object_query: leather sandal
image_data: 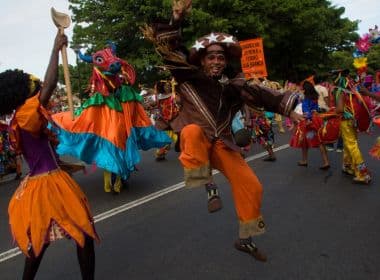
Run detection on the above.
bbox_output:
[234,240,267,262]
[208,195,222,213]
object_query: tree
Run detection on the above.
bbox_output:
[67,0,359,84]
[366,44,380,74]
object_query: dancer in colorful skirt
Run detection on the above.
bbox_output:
[142,0,303,261]
[290,80,330,169]
[52,42,171,193]
[332,69,372,183]
[0,32,99,280]
[244,106,277,161]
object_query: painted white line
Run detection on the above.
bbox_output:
[0,144,289,263]
[0,248,22,263]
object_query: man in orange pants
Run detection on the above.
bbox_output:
[143,0,303,261]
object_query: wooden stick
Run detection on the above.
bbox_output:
[58,27,74,120]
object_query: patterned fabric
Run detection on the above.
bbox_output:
[52,86,171,180]
[246,111,274,148]
[341,119,371,180]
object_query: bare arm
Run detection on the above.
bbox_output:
[39,32,68,107]
[335,94,344,114]
[171,0,192,24]
[359,85,380,102]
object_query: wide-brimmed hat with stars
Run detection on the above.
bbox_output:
[188,32,242,65]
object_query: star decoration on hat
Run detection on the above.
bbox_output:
[222,35,235,44]
[206,33,219,43]
[192,40,205,51]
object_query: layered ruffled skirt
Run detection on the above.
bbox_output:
[51,86,171,179]
[8,169,99,257]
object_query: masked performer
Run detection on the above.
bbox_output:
[333,70,372,183]
[0,32,99,280]
[142,0,303,261]
[151,78,180,161]
[52,42,171,193]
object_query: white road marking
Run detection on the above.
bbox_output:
[0,144,289,263]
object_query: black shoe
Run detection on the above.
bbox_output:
[319,165,330,170]
[234,240,267,262]
[155,155,166,161]
[263,156,276,162]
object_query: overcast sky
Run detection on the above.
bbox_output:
[0,0,378,79]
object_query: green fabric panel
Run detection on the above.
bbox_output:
[74,86,142,115]
[117,85,143,103]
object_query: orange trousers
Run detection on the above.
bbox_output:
[179,124,265,238]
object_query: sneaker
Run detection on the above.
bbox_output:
[234,239,267,262]
[326,146,334,152]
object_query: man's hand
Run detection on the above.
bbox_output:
[53,32,68,53]
[289,110,304,124]
[172,0,192,22]
[358,85,380,102]
[358,85,370,96]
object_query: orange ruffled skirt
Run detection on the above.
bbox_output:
[8,169,99,257]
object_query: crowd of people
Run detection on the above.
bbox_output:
[0,0,379,279]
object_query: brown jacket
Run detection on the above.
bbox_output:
[149,23,298,149]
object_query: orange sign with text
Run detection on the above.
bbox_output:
[240,38,267,79]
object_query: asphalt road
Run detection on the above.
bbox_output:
[0,126,379,280]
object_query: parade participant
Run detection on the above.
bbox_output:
[0,32,99,280]
[332,69,372,184]
[274,113,286,133]
[52,42,171,193]
[244,105,277,161]
[290,80,330,169]
[358,84,380,160]
[0,118,22,180]
[142,0,303,261]
[262,78,286,134]
[314,75,330,112]
[151,78,180,161]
